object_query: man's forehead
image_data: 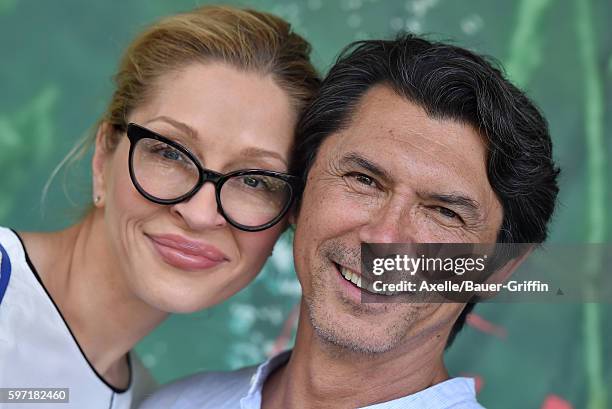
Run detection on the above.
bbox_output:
[324,85,488,174]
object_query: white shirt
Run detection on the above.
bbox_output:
[141,350,485,409]
[0,227,156,408]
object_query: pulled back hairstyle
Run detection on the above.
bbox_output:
[44,5,320,208]
[102,5,320,150]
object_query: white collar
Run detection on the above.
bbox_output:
[240,350,292,408]
[239,350,480,409]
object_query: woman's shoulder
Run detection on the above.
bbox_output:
[0,226,50,263]
[0,227,47,301]
[0,226,29,281]
[0,226,75,291]
[2,227,75,286]
[0,227,17,304]
[0,226,23,252]
[0,226,64,306]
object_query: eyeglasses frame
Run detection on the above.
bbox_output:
[126,123,299,232]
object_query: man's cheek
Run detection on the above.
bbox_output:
[326,190,373,225]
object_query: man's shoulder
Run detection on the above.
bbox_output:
[444,400,486,409]
[361,377,485,409]
[140,365,258,409]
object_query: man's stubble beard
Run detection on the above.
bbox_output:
[303,240,420,356]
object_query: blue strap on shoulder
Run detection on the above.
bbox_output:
[0,243,11,305]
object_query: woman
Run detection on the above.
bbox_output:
[0,5,319,408]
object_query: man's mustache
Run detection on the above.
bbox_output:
[320,240,360,270]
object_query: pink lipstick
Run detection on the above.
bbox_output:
[147,234,229,271]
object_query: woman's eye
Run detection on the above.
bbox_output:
[243,176,260,188]
[149,143,187,162]
[161,148,182,161]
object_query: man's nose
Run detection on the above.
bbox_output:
[358,200,415,244]
[171,183,228,230]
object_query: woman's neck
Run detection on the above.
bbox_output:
[20,210,167,389]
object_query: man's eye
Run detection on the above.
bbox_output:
[436,206,459,219]
[351,173,375,186]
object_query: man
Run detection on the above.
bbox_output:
[142,33,559,409]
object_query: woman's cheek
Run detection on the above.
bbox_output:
[108,149,157,221]
[236,224,286,271]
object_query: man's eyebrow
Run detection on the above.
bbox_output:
[339,152,391,181]
[239,147,287,166]
[427,193,481,214]
[144,116,198,141]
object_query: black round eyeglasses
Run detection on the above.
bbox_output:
[126,123,299,232]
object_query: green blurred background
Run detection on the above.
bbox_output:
[0,0,610,408]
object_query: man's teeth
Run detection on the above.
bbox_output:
[340,266,363,289]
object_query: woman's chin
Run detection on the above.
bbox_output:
[132,282,213,314]
[154,294,213,314]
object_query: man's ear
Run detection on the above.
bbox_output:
[484,245,534,285]
[91,122,114,207]
[468,245,534,301]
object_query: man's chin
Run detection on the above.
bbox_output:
[312,319,401,355]
[306,301,411,356]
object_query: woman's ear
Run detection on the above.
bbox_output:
[91,122,114,207]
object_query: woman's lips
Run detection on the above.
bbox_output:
[147,234,229,271]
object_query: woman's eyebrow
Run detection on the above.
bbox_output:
[142,117,287,166]
[144,116,198,141]
[239,147,288,166]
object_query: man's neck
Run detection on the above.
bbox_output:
[262,302,449,409]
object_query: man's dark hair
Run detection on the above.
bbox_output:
[291,33,560,347]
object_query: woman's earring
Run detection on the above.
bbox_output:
[94,195,101,204]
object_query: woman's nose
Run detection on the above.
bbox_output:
[171,183,228,230]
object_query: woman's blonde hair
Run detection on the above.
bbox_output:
[43,5,320,209]
[103,4,320,149]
